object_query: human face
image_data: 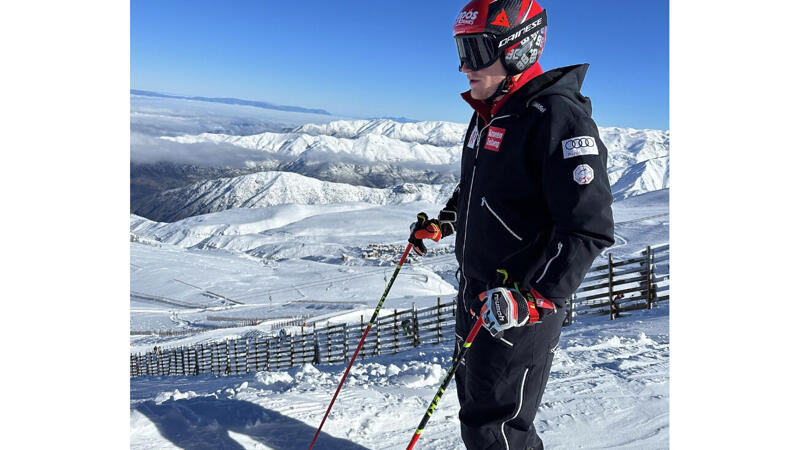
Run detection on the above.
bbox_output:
[461,58,507,101]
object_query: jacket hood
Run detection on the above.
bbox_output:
[515,63,592,116]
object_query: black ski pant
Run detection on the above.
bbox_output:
[454,277,567,450]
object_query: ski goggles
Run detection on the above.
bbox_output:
[455,10,548,72]
[455,33,500,72]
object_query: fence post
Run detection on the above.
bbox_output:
[225,340,232,375]
[265,339,271,371]
[375,315,381,356]
[290,334,295,367]
[412,302,419,347]
[436,297,442,344]
[393,309,399,354]
[608,253,616,320]
[342,323,349,362]
[313,323,321,364]
[301,326,307,364]
[563,294,573,327]
[181,347,187,375]
[244,339,250,373]
[646,245,654,309]
[325,323,332,363]
[360,315,365,360]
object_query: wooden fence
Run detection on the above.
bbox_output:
[130,298,455,377]
[131,244,669,378]
[564,243,669,324]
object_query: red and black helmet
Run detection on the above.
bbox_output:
[454,0,547,75]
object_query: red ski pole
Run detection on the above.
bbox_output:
[406,316,484,450]
[309,242,413,449]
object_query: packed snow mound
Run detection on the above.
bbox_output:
[133,171,458,223]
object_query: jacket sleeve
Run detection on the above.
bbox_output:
[437,184,460,238]
[522,100,615,299]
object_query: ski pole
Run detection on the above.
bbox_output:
[406,316,484,450]
[309,242,414,450]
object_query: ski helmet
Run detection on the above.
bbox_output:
[454,0,547,75]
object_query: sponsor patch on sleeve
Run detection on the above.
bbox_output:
[561,136,599,159]
[467,126,478,149]
[573,164,594,185]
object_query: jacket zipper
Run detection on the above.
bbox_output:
[481,197,523,241]
[460,114,512,312]
[535,241,563,284]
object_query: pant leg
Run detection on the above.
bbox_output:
[457,298,567,450]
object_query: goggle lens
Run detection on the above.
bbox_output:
[455,34,498,71]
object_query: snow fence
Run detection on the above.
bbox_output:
[131,244,669,377]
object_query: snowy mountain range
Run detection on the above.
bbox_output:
[132,118,668,221]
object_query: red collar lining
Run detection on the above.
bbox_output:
[461,62,543,123]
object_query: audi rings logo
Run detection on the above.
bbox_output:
[564,137,595,150]
[561,135,599,159]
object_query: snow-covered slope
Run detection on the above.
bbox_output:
[133,171,457,222]
[130,306,669,450]
[602,127,670,199]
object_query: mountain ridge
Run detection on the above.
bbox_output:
[131,89,331,116]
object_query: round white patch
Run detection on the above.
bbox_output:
[573,164,594,185]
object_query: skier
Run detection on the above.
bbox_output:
[408,1,614,448]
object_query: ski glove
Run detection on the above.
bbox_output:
[526,288,557,323]
[437,207,456,238]
[479,287,530,337]
[473,270,557,337]
[408,212,442,256]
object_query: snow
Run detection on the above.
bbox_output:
[130,307,668,449]
[133,172,458,222]
[130,105,670,448]
[130,188,669,448]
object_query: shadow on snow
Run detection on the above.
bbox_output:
[135,396,368,450]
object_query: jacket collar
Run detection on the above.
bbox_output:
[460,62,543,123]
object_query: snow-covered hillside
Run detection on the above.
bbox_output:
[129,189,667,339]
[133,171,458,222]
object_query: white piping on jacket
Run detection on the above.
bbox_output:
[481,197,523,241]
[535,241,563,284]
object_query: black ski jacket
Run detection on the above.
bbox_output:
[441,64,614,302]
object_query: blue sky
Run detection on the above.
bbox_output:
[132,0,668,130]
